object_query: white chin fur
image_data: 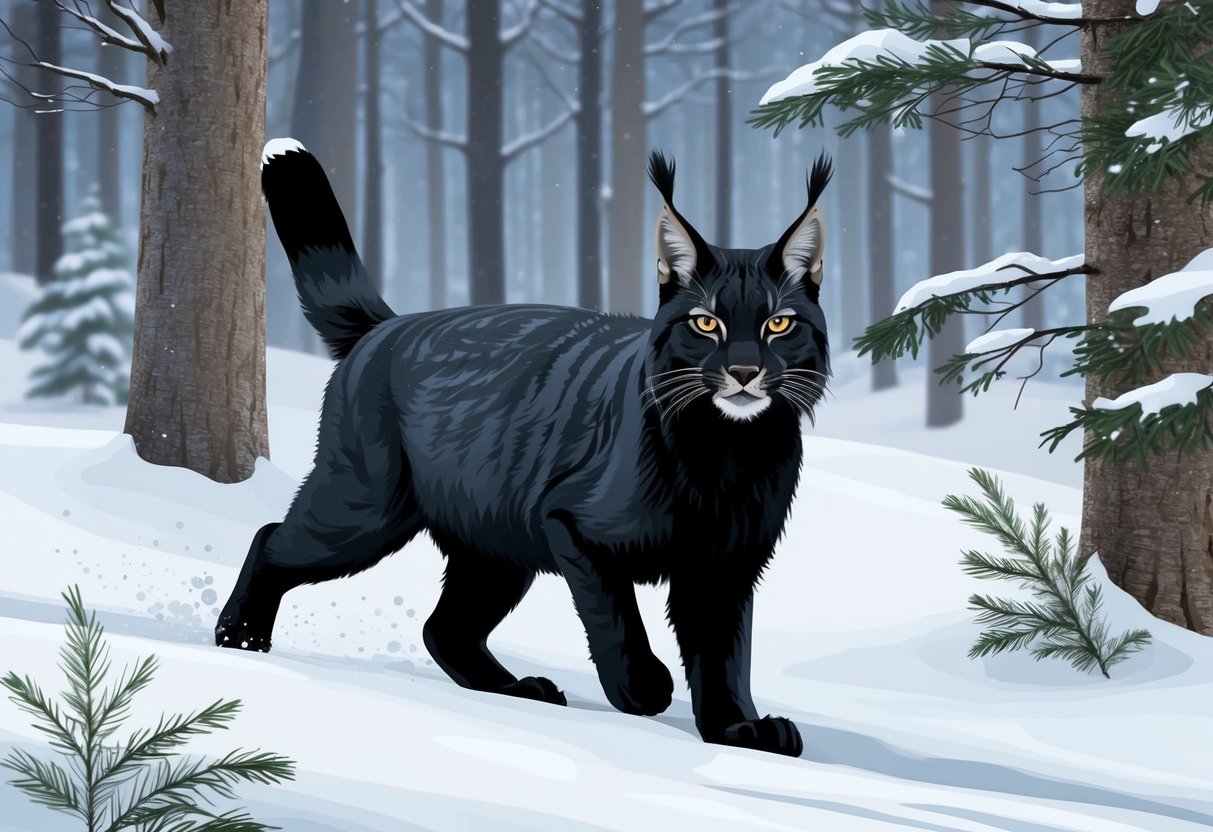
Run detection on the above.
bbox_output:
[713,394,772,422]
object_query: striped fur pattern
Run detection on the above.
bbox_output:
[219,140,834,757]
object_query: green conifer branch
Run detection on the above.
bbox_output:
[944,469,1153,677]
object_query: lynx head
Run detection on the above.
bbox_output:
[645,150,832,425]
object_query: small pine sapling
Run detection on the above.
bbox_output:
[943,469,1152,678]
[1,586,295,832]
[18,185,135,405]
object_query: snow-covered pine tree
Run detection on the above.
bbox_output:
[751,0,1213,634]
[18,186,134,405]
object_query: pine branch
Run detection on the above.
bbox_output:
[1,748,83,817]
[944,469,1153,677]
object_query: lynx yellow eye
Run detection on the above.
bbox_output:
[767,316,792,335]
[692,315,719,334]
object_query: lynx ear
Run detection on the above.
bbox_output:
[769,152,833,290]
[648,150,709,288]
[780,206,826,288]
[655,205,698,285]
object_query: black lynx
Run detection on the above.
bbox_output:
[218,138,833,757]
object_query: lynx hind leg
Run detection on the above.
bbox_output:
[216,451,424,653]
[423,545,566,706]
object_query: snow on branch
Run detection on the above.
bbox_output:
[1108,248,1213,326]
[108,1,171,64]
[896,252,1085,312]
[52,2,143,53]
[1125,104,1213,154]
[962,0,1085,24]
[502,106,577,161]
[501,0,540,50]
[1093,373,1213,416]
[392,0,469,52]
[646,3,737,57]
[32,61,159,111]
[399,117,468,150]
[887,173,932,204]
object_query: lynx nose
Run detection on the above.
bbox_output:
[728,365,760,386]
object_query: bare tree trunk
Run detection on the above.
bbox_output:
[836,128,865,348]
[713,0,731,245]
[424,0,447,309]
[292,0,357,349]
[868,124,897,390]
[575,0,604,310]
[926,0,964,427]
[8,1,36,275]
[34,0,63,285]
[542,84,570,305]
[363,0,383,292]
[1019,25,1046,331]
[124,1,269,484]
[607,0,647,315]
[466,0,506,305]
[1079,1,1213,634]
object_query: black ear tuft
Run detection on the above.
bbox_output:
[648,150,677,204]
[806,152,833,209]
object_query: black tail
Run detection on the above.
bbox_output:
[261,138,394,360]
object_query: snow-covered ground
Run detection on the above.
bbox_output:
[2,337,1211,831]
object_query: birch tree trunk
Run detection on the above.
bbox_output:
[1079,0,1213,634]
[124,1,269,484]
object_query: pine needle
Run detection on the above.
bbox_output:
[945,469,1153,678]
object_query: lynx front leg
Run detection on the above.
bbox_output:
[544,513,674,716]
[668,575,803,757]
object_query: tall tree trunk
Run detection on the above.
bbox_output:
[1020,25,1046,331]
[291,0,357,349]
[424,0,447,309]
[124,1,270,484]
[363,0,383,292]
[868,124,897,390]
[34,0,63,285]
[541,84,569,305]
[836,129,866,350]
[607,0,647,315]
[576,0,604,310]
[1079,1,1213,634]
[9,1,36,275]
[968,137,993,263]
[926,0,964,427]
[466,0,506,305]
[713,0,731,245]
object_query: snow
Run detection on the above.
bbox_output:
[1136,0,1162,14]
[966,327,1036,354]
[1126,104,1213,152]
[1108,248,1213,325]
[35,62,159,107]
[2,339,1213,830]
[1092,373,1213,416]
[761,30,1081,106]
[895,251,1084,312]
[1011,0,1083,18]
[262,137,306,165]
[109,2,173,60]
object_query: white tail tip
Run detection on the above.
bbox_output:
[262,137,306,166]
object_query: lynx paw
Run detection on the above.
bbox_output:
[214,614,273,653]
[499,676,567,706]
[603,653,674,716]
[708,716,803,757]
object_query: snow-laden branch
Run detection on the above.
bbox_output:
[393,0,469,52]
[896,252,1085,312]
[760,29,1092,107]
[108,1,171,64]
[501,0,540,50]
[502,106,577,161]
[52,2,143,53]
[1092,373,1213,415]
[1125,104,1213,154]
[644,66,769,119]
[34,61,159,111]
[1108,248,1213,325]
[962,0,1086,25]
[966,327,1037,354]
[887,174,932,204]
[645,3,737,57]
[399,116,469,150]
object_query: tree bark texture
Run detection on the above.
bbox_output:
[466,0,506,305]
[1080,0,1213,634]
[124,1,269,484]
[34,0,63,286]
[424,0,448,309]
[8,1,36,275]
[575,0,604,310]
[363,0,384,292]
[607,0,647,315]
[867,124,897,391]
[926,1,965,428]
